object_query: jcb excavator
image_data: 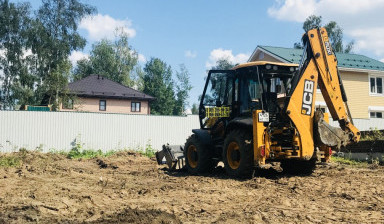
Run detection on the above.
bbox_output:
[156,27,360,177]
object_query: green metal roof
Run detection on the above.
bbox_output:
[259,46,384,71]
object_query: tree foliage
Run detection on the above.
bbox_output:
[294,15,354,53]
[0,0,96,110]
[72,30,138,87]
[29,0,96,108]
[212,58,235,70]
[191,103,198,114]
[173,64,192,115]
[143,58,175,115]
[0,0,32,109]
[141,59,192,116]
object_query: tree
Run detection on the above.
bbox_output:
[212,58,234,70]
[173,64,192,115]
[191,103,199,115]
[294,15,354,53]
[28,0,96,107]
[72,58,92,82]
[72,30,138,87]
[143,58,175,115]
[43,60,72,110]
[0,0,32,109]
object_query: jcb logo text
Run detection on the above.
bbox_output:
[301,80,314,115]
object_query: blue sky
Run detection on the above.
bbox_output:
[17,0,384,109]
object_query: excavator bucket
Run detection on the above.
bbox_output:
[314,110,350,149]
[155,144,185,170]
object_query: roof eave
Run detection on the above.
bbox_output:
[73,93,155,101]
[248,46,291,63]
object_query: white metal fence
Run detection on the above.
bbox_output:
[329,118,384,132]
[0,111,200,153]
[1,111,383,153]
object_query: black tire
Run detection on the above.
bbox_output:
[222,129,254,178]
[281,159,316,175]
[184,134,215,175]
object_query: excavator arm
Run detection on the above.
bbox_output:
[286,27,360,154]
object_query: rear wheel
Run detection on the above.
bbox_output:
[223,129,254,178]
[184,134,215,174]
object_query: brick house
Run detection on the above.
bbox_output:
[249,46,384,119]
[60,75,154,114]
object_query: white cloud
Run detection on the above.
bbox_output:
[69,51,89,66]
[268,0,384,23]
[80,14,136,41]
[268,0,316,22]
[206,48,250,68]
[185,50,197,58]
[268,0,384,58]
[348,28,384,56]
[381,58,384,63]
[138,53,146,63]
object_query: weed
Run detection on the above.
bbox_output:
[138,141,156,158]
[331,156,369,168]
[0,155,21,167]
[67,149,117,159]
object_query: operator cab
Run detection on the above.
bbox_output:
[199,61,298,134]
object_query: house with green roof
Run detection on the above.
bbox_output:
[249,46,384,119]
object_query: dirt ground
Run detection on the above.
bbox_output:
[0,151,383,223]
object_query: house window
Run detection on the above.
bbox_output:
[62,99,73,109]
[370,76,383,94]
[99,100,106,111]
[131,102,141,112]
[370,111,383,118]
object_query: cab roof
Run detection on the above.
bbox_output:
[232,61,298,70]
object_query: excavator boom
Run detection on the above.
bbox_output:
[286,27,360,151]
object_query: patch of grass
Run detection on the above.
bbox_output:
[66,148,117,159]
[0,155,21,167]
[331,156,369,167]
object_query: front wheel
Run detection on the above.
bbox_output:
[223,129,254,178]
[184,134,215,175]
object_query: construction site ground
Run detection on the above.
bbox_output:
[0,151,383,223]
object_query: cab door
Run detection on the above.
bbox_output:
[199,70,235,130]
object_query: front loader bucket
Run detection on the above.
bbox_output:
[314,110,350,149]
[155,144,185,170]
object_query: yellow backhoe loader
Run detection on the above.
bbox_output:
[156,27,360,177]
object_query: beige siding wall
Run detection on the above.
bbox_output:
[251,51,281,62]
[315,70,384,119]
[61,97,150,115]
